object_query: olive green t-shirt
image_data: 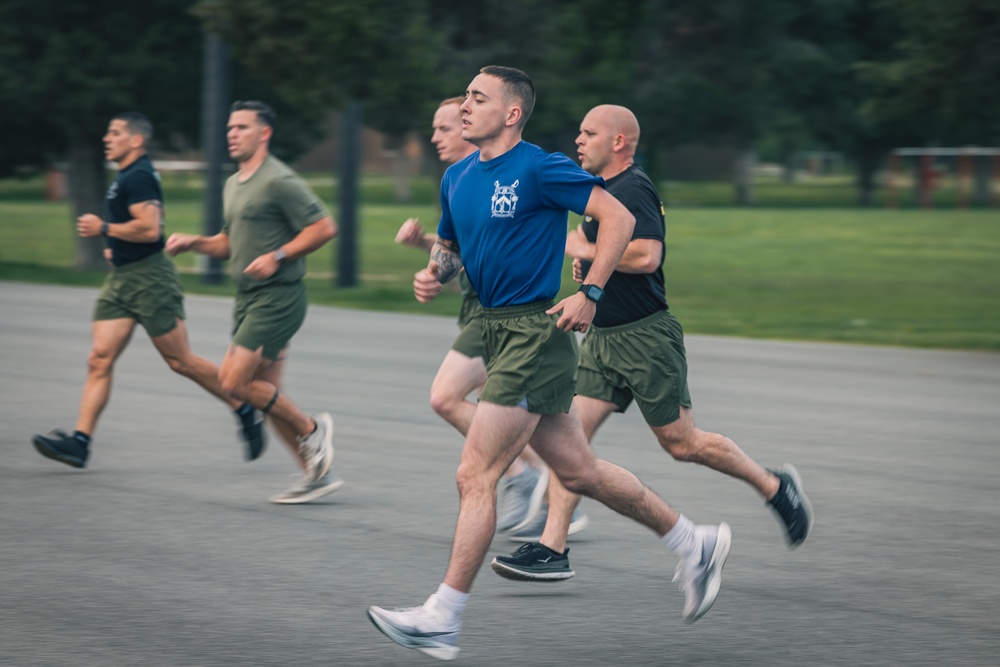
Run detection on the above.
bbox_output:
[223,155,329,292]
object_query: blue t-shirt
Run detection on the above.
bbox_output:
[437,141,602,308]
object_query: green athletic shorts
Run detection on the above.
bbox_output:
[480,300,578,414]
[452,292,485,359]
[92,252,185,338]
[576,309,692,427]
[231,282,308,360]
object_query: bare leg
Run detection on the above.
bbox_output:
[255,352,307,470]
[75,318,137,435]
[150,318,240,410]
[443,402,540,593]
[653,407,779,500]
[539,395,615,552]
[430,350,544,478]
[218,344,313,438]
[531,405,678,538]
[429,350,484,435]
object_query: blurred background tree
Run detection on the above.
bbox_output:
[0,0,204,269]
[2,0,996,275]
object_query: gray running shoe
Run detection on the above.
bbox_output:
[496,465,549,533]
[506,503,590,543]
[297,412,334,482]
[767,464,813,548]
[673,522,732,623]
[368,597,461,661]
[491,542,574,581]
[269,471,345,504]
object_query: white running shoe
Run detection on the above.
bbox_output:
[269,471,345,505]
[496,465,549,533]
[368,597,461,661]
[673,522,732,623]
[297,412,334,482]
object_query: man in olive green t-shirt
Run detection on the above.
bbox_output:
[167,100,343,504]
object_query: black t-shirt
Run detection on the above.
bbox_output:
[104,154,165,266]
[580,165,667,327]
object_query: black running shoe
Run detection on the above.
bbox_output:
[767,464,813,547]
[491,542,574,581]
[32,430,89,469]
[236,406,266,461]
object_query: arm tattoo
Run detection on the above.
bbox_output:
[142,200,164,226]
[432,238,463,284]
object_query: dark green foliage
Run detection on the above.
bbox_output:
[859,0,1000,144]
[0,0,204,173]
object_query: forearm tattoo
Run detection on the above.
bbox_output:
[433,239,463,284]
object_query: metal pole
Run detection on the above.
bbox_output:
[886,152,898,209]
[918,153,933,209]
[957,152,970,209]
[201,30,229,284]
[337,101,362,288]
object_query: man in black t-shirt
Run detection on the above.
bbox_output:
[492,105,814,583]
[32,112,264,469]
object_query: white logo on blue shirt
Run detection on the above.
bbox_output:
[106,182,118,199]
[491,179,519,218]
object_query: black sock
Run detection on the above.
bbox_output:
[73,431,91,447]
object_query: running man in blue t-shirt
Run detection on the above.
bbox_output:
[393,96,557,537]
[368,66,732,661]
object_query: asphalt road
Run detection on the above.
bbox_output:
[1,282,998,667]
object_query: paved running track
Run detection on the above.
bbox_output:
[1,282,997,666]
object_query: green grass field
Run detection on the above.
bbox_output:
[1,174,997,350]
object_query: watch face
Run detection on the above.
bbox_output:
[582,284,603,302]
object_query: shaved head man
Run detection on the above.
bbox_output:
[576,104,640,177]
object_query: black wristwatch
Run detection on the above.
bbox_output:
[579,284,604,303]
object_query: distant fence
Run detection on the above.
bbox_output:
[45,160,216,201]
[886,147,999,209]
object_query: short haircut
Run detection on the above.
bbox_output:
[439,96,465,108]
[112,111,153,145]
[479,65,535,127]
[230,100,277,129]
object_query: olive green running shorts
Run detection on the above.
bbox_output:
[576,309,692,427]
[451,292,486,359]
[231,282,308,360]
[480,300,578,414]
[92,252,185,338]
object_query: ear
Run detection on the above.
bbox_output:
[130,134,145,150]
[611,133,626,153]
[505,106,522,128]
[261,124,274,142]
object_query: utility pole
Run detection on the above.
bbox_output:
[200,27,230,284]
[337,101,362,288]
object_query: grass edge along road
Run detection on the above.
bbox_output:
[0,197,997,351]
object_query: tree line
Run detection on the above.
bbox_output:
[1,0,997,266]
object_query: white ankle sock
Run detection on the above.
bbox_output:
[661,514,699,560]
[428,583,468,626]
